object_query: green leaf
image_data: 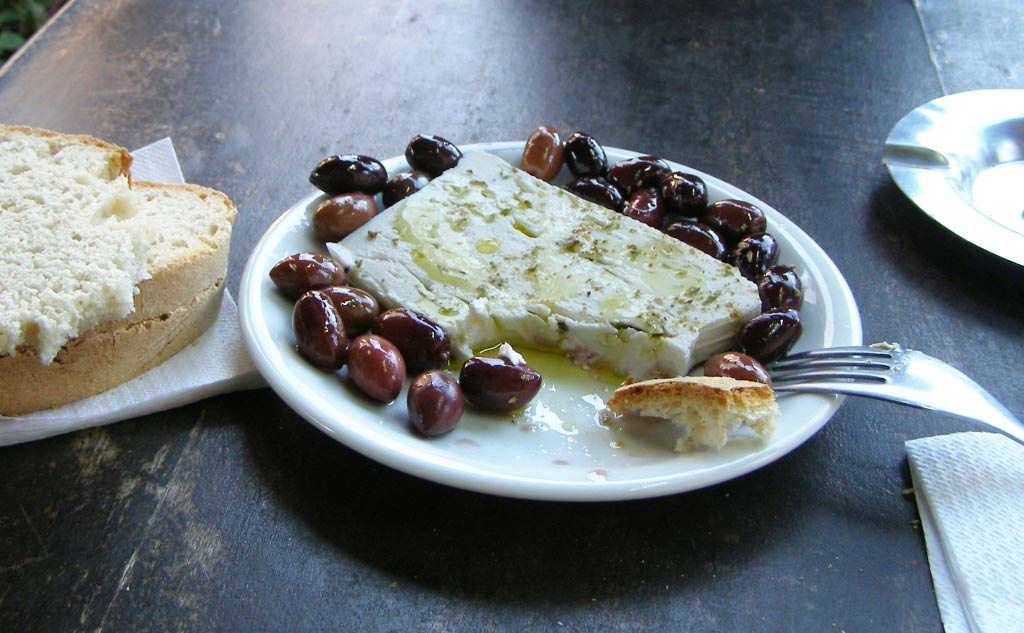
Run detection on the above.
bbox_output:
[26,2,48,31]
[0,30,25,53]
[0,10,24,26]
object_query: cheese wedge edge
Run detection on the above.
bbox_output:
[328,151,760,380]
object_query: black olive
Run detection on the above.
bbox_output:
[759,265,803,312]
[736,309,803,364]
[405,134,462,176]
[309,154,387,195]
[732,232,779,281]
[565,177,624,211]
[661,172,709,217]
[564,131,608,178]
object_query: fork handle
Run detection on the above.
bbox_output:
[774,384,1024,445]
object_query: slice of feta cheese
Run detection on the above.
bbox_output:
[328,151,759,379]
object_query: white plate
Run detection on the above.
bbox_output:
[239,142,861,501]
[884,89,1024,267]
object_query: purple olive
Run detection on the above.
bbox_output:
[292,290,347,371]
[704,351,771,386]
[347,334,406,402]
[269,253,346,299]
[407,370,464,437]
[606,155,671,196]
[665,221,727,260]
[312,193,378,241]
[459,352,542,413]
[319,286,379,335]
[702,199,767,244]
[372,308,451,371]
[382,170,431,208]
[623,188,665,228]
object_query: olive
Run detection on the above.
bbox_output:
[701,199,767,244]
[309,154,387,196]
[664,221,727,260]
[623,188,665,228]
[732,232,779,281]
[405,134,462,176]
[312,193,378,242]
[319,286,379,334]
[459,354,542,413]
[269,253,346,300]
[759,265,803,312]
[704,351,772,386]
[565,177,624,211]
[292,290,347,371]
[661,172,708,217]
[407,370,464,437]
[382,170,431,208]
[519,125,564,182]
[564,131,608,178]
[347,334,406,402]
[736,309,803,364]
[372,308,451,371]
[605,155,670,196]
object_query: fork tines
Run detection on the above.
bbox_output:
[768,345,897,385]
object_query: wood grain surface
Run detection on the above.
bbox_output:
[1,1,1022,631]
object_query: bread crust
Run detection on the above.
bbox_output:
[607,376,775,411]
[0,281,223,416]
[109,181,237,325]
[0,124,133,182]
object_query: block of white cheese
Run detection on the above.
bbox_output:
[328,151,760,379]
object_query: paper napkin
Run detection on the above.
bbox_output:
[906,432,1024,633]
[0,138,264,446]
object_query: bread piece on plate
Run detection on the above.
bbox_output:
[606,375,779,451]
[0,125,145,363]
[0,133,237,415]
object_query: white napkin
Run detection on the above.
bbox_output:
[0,138,264,446]
[906,432,1024,633]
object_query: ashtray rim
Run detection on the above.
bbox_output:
[883,89,1024,267]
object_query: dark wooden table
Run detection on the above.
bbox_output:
[2,1,1022,630]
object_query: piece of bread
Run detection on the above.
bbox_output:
[605,376,779,451]
[0,126,237,415]
[0,125,146,363]
[0,280,224,415]
[109,181,235,325]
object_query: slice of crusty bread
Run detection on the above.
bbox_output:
[0,126,238,415]
[0,125,146,363]
[606,375,779,451]
[0,179,237,414]
[0,280,224,415]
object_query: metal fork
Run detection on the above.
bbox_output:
[768,344,1024,444]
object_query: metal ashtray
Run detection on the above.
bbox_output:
[883,89,1024,266]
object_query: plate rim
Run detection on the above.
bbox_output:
[239,142,863,501]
